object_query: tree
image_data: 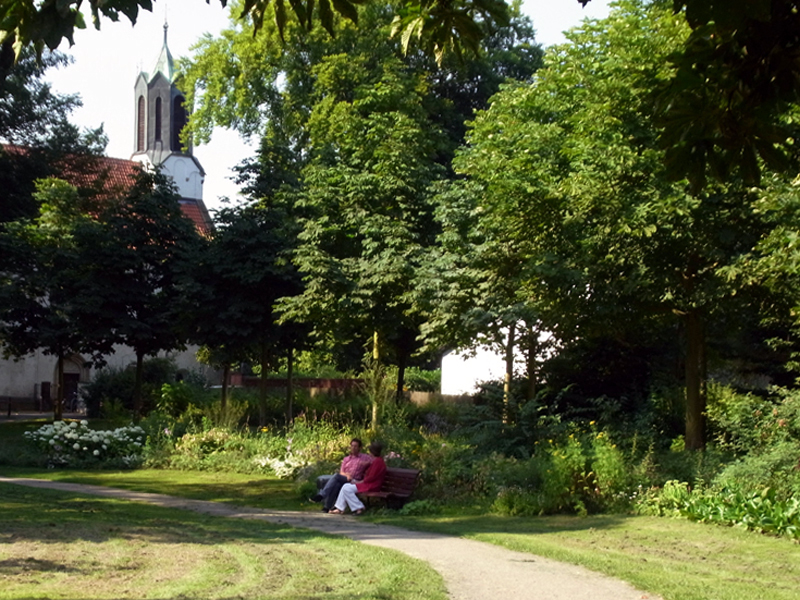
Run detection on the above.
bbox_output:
[181,1,541,407]
[279,54,446,418]
[0,48,107,223]
[418,179,545,416]
[182,200,306,425]
[457,0,791,449]
[90,170,201,417]
[658,0,800,189]
[0,178,111,419]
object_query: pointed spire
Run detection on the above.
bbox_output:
[149,20,175,83]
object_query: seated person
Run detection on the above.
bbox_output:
[310,437,373,512]
[330,440,386,516]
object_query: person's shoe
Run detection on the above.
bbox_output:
[321,507,329,513]
[309,494,323,503]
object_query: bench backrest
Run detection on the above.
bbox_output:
[381,467,420,495]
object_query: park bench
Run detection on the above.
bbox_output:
[358,467,421,509]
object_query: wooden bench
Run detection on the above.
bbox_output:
[358,467,421,509]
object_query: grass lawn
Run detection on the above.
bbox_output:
[3,466,799,600]
[371,510,800,600]
[3,416,799,600]
[0,480,446,600]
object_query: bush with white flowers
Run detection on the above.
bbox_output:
[23,420,146,467]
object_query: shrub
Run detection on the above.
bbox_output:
[487,425,650,515]
[82,358,179,418]
[637,481,800,541]
[23,420,146,468]
[149,414,362,477]
[395,367,441,392]
[398,499,440,515]
[713,440,800,500]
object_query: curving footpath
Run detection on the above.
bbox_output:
[0,477,659,600]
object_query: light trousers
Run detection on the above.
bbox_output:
[334,482,365,513]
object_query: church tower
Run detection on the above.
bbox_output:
[131,23,208,214]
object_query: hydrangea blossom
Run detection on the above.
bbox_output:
[24,420,146,467]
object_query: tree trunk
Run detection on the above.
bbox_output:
[395,351,407,404]
[684,309,706,451]
[285,345,294,426]
[259,340,268,428]
[54,352,64,421]
[503,322,517,424]
[221,363,230,409]
[133,350,144,422]
[372,330,380,431]
[524,326,539,402]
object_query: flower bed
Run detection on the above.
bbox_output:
[24,420,146,467]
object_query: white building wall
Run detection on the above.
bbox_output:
[0,349,52,399]
[0,344,215,400]
[163,155,203,200]
[440,329,555,396]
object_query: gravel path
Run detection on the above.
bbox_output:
[1,477,659,600]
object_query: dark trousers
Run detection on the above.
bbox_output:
[320,474,348,510]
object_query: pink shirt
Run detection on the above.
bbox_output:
[341,452,373,481]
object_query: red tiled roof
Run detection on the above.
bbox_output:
[1,144,212,234]
[179,200,212,235]
[63,155,140,197]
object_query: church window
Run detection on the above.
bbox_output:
[173,96,187,152]
[136,96,145,151]
[155,97,162,141]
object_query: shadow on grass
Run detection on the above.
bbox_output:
[0,467,304,511]
[0,482,322,547]
[4,596,398,600]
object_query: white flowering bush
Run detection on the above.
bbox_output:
[252,453,311,478]
[23,420,146,468]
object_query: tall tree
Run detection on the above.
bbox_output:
[182,200,306,425]
[279,53,446,409]
[0,178,111,419]
[181,1,541,402]
[90,170,201,418]
[0,48,106,223]
[457,0,790,449]
[418,179,544,415]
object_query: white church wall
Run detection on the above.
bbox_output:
[0,344,216,401]
[163,155,203,200]
[0,349,52,399]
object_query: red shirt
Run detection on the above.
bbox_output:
[356,457,386,493]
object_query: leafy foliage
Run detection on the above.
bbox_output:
[660,0,800,189]
[0,0,507,67]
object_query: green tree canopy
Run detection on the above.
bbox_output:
[0,178,111,418]
[0,48,106,222]
[457,0,796,448]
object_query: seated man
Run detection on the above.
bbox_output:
[310,437,373,512]
[330,440,386,516]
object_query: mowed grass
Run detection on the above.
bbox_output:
[370,510,800,600]
[5,467,800,600]
[1,465,304,511]
[0,481,447,600]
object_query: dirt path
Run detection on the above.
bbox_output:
[1,477,659,600]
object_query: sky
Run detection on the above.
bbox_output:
[44,0,611,213]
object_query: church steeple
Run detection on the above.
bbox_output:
[131,23,206,204]
[150,22,176,84]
